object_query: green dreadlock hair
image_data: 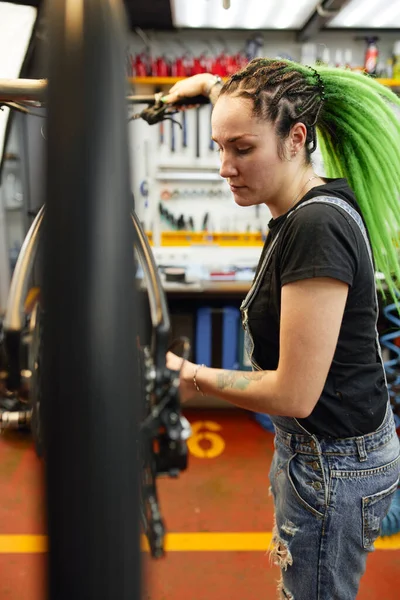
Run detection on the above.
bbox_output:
[220,58,400,301]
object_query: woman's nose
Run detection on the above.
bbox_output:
[219,155,238,179]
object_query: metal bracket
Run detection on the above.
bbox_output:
[316,2,340,17]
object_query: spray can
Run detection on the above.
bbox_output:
[364,37,379,75]
[393,41,400,80]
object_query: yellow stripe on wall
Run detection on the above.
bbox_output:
[0,531,399,554]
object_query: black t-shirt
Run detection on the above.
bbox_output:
[248,178,387,438]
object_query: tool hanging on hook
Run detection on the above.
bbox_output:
[171,119,175,152]
[195,106,201,159]
[182,111,187,148]
[159,121,164,145]
[209,104,214,151]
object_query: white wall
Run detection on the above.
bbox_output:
[0,3,37,162]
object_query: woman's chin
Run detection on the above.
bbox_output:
[232,191,253,207]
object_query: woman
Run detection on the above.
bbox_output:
[164,59,400,600]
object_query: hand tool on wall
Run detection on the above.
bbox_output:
[171,119,175,152]
[177,215,186,230]
[202,212,209,231]
[140,180,149,207]
[182,110,187,148]
[159,121,164,145]
[195,106,201,158]
[140,139,152,229]
[209,104,214,151]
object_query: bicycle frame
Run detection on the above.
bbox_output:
[0,0,193,580]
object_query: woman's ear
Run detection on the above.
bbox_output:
[290,122,308,153]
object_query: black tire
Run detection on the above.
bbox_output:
[42,1,141,598]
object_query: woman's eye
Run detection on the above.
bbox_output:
[236,148,252,155]
[215,147,252,155]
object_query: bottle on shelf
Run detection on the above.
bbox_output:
[364,37,379,76]
[393,41,400,80]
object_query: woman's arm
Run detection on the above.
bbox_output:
[167,277,349,418]
[161,73,223,106]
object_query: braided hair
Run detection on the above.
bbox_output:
[220,58,400,300]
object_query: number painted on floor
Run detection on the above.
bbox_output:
[188,421,226,459]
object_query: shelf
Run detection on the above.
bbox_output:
[142,231,264,248]
[130,77,183,86]
[157,164,219,171]
[160,231,265,247]
[130,76,400,89]
[376,78,400,87]
[156,171,222,182]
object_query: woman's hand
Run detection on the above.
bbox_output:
[166,351,198,402]
[161,73,215,104]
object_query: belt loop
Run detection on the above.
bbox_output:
[356,437,368,462]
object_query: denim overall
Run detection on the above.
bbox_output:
[241,197,400,600]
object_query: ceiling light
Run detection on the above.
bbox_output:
[328,0,400,28]
[171,0,319,29]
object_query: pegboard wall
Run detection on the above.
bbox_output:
[127,28,399,247]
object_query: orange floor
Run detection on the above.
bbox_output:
[0,409,399,599]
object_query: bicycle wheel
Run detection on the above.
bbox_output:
[42,1,141,598]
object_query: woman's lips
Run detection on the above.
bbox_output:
[229,184,245,191]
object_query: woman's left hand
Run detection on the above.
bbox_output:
[166,351,197,403]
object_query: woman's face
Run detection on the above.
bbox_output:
[212,94,290,208]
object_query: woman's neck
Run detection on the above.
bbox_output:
[268,169,325,218]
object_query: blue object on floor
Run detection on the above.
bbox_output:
[253,412,275,433]
[222,306,240,369]
[195,307,212,366]
[380,488,400,537]
[195,306,240,369]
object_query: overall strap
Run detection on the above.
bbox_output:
[291,195,374,268]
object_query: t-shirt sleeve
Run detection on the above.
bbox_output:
[278,203,360,287]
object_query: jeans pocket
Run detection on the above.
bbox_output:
[270,443,289,478]
[287,453,325,518]
[269,441,294,497]
[362,478,399,549]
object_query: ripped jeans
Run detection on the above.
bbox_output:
[268,403,400,600]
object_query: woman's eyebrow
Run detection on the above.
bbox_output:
[211,134,259,143]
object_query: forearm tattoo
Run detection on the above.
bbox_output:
[216,371,266,391]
